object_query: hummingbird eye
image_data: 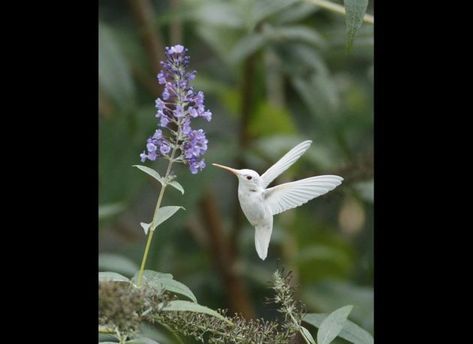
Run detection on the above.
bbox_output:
[246,176,252,180]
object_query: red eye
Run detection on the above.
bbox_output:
[246,176,252,180]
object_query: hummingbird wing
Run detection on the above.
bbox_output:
[260,140,312,188]
[264,175,343,215]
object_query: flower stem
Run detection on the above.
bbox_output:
[288,308,314,344]
[137,147,177,287]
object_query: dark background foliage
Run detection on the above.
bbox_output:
[99,0,373,342]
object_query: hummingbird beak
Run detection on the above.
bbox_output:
[212,163,239,176]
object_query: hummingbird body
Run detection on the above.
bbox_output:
[213,141,343,260]
[237,170,267,226]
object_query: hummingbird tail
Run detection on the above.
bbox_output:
[254,222,273,260]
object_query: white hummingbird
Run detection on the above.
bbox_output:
[212,140,343,260]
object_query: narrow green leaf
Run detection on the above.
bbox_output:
[133,165,164,184]
[99,254,138,277]
[161,300,232,324]
[168,181,185,195]
[132,270,197,302]
[132,270,173,288]
[269,26,325,47]
[99,23,135,108]
[150,206,184,231]
[300,326,316,344]
[193,2,243,28]
[250,0,299,28]
[132,270,172,291]
[99,203,125,220]
[140,222,150,235]
[272,2,319,24]
[127,338,160,344]
[229,33,267,63]
[304,312,373,344]
[99,272,130,283]
[317,305,354,344]
[344,0,369,49]
[159,278,198,303]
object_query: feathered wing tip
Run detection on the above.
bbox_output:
[254,222,273,260]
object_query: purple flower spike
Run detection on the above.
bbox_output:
[140,44,212,174]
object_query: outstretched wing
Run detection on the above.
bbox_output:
[260,140,312,188]
[264,175,343,215]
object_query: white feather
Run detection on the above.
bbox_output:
[254,219,273,260]
[264,175,343,215]
[260,140,312,188]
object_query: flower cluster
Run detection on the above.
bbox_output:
[140,45,211,174]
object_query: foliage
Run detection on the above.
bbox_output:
[99,270,372,343]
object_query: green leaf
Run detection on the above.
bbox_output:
[272,2,320,24]
[229,25,325,64]
[229,33,267,64]
[249,0,299,29]
[150,206,184,231]
[99,203,125,220]
[133,165,164,184]
[161,300,232,324]
[193,2,244,28]
[99,23,135,109]
[126,338,160,344]
[132,270,174,289]
[159,278,198,303]
[99,272,130,283]
[132,270,170,292]
[99,254,138,277]
[132,270,197,302]
[300,326,316,344]
[195,25,242,64]
[344,0,369,49]
[317,305,354,344]
[304,313,373,344]
[168,181,185,195]
[140,222,151,235]
[268,26,325,47]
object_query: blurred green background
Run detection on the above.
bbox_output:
[99,0,373,342]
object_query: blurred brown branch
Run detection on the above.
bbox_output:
[128,0,165,76]
[131,65,162,98]
[99,87,113,119]
[200,190,255,319]
[332,153,373,184]
[230,53,258,257]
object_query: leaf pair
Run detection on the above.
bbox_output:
[134,165,185,234]
[133,165,184,194]
[134,271,231,323]
[303,305,374,344]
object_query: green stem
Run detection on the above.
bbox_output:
[137,147,177,287]
[288,310,314,344]
[304,0,374,24]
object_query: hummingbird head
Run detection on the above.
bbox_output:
[212,163,262,188]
